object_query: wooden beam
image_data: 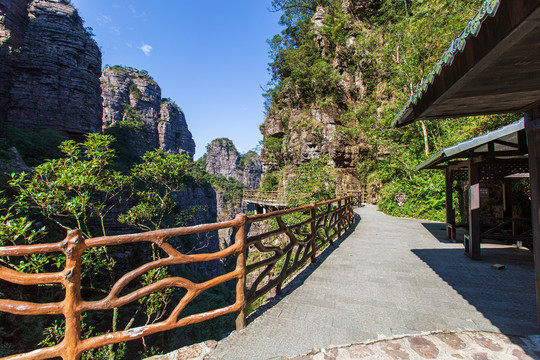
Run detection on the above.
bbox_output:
[525,112,540,329]
[412,2,540,123]
[493,139,519,149]
[518,130,528,152]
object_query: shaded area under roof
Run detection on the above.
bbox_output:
[417,118,527,170]
[392,0,540,127]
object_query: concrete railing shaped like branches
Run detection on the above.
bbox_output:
[245,197,354,306]
[0,196,354,360]
[242,190,288,204]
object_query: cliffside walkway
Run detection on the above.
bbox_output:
[208,205,538,359]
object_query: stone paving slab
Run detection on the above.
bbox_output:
[209,205,538,360]
[287,331,540,360]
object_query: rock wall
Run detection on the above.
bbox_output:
[204,138,262,249]
[159,101,196,156]
[0,0,102,138]
[101,66,195,158]
[260,7,371,194]
[205,138,261,190]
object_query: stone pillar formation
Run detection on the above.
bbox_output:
[0,0,102,139]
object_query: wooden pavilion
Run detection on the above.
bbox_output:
[416,119,530,259]
[392,0,540,325]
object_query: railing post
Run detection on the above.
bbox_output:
[337,199,343,237]
[235,214,248,331]
[349,197,353,224]
[310,201,317,263]
[62,230,85,360]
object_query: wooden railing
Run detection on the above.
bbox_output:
[0,196,354,360]
[243,189,371,206]
[481,216,533,243]
[242,190,288,204]
[337,190,368,206]
[245,197,353,305]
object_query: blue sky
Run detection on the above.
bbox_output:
[71,0,283,159]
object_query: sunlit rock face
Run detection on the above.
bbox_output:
[259,5,371,193]
[159,101,196,157]
[205,138,261,190]
[0,0,102,139]
[101,66,195,158]
[204,138,262,249]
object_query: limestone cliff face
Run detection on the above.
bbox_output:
[159,101,196,156]
[205,138,261,190]
[101,66,195,158]
[0,0,102,138]
[205,138,239,180]
[204,138,261,249]
[260,6,369,193]
[260,108,366,192]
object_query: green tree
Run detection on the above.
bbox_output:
[10,133,130,238]
[118,150,196,353]
[5,134,126,359]
[119,150,193,231]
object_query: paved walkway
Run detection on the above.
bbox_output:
[209,205,538,359]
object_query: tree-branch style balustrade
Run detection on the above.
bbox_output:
[245,197,353,305]
[242,190,288,204]
[0,196,353,360]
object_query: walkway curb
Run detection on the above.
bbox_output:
[287,330,540,359]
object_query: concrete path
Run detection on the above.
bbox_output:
[209,205,538,359]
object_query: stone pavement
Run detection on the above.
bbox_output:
[208,205,538,360]
[288,331,540,360]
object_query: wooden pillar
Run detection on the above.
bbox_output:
[467,159,481,260]
[525,112,540,329]
[445,167,456,241]
[503,179,513,219]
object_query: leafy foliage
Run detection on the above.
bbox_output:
[119,150,193,231]
[285,156,336,207]
[259,173,280,191]
[121,103,145,131]
[129,83,142,100]
[9,134,130,238]
[0,133,224,357]
[107,65,157,84]
[264,0,518,221]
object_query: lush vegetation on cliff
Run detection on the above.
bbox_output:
[262,0,521,220]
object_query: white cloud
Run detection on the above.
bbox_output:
[139,44,153,56]
[97,14,120,34]
[128,4,148,21]
[97,15,112,25]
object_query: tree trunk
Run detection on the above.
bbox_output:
[420,120,429,157]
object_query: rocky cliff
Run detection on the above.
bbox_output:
[260,5,370,193]
[205,138,261,190]
[203,138,262,249]
[101,65,196,158]
[0,0,102,138]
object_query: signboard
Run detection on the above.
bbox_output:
[480,188,489,198]
[395,192,407,207]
